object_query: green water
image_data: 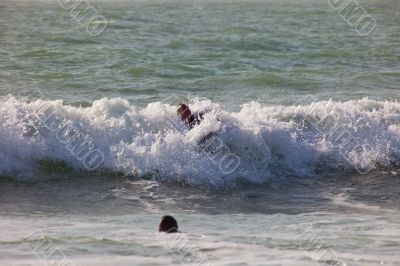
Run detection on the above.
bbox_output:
[0,0,399,107]
[1,1,400,266]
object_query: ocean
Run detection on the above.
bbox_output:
[0,0,400,265]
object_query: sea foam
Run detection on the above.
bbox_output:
[1,95,399,185]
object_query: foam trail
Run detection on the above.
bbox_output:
[0,95,399,185]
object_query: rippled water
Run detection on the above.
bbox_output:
[1,0,399,106]
[1,0,400,265]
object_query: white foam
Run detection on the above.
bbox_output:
[1,95,400,184]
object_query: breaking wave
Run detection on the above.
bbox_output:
[1,95,400,185]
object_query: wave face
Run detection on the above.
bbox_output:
[1,95,400,185]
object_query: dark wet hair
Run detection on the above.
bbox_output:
[177,103,190,113]
[176,103,191,121]
[159,215,178,233]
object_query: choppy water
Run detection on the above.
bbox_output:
[1,0,400,265]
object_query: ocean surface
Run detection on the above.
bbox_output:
[1,0,400,265]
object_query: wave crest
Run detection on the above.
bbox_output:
[1,95,399,185]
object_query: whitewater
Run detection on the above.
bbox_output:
[1,95,400,185]
[1,0,400,265]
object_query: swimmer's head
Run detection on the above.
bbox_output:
[159,215,178,233]
[177,104,191,121]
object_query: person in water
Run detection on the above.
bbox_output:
[177,104,205,129]
[159,215,179,233]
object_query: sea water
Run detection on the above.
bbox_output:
[0,0,400,265]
